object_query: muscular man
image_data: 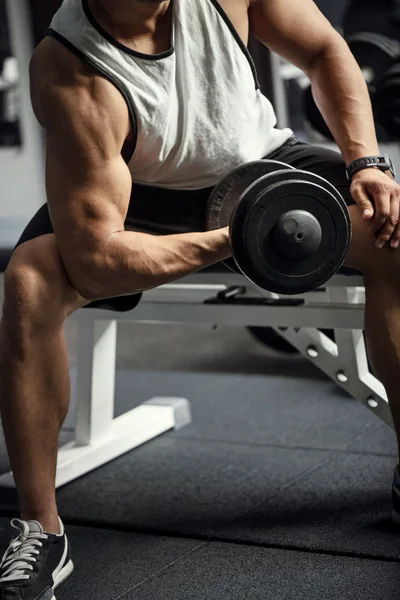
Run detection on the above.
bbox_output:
[1,0,400,597]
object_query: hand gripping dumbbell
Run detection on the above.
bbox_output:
[206,160,352,295]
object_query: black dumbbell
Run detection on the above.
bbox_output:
[346,32,400,138]
[304,32,400,140]
[205,160,351,296]
[347,32,400,87]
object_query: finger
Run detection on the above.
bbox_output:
[350,182,374,220]
[375,195,400,248]
[369,191,391,234]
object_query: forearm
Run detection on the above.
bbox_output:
[73,228,231,300]
[307,36,380,165]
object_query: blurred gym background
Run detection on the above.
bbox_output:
[1,2,400,599]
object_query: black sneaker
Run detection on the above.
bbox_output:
[0,518,73,599]
[392,464,400,524]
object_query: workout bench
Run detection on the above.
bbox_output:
[0,218,391,490]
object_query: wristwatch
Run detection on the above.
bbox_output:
[346,154,396,181]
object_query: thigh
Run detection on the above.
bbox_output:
[6,233,86,316]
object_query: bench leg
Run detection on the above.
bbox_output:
[0,318,191,489]
[272,287,392,428]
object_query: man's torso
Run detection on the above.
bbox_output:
[30,0,292,190]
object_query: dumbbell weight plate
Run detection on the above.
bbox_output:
[230,170,351,295]
[206,160,296,231]
[375,62,400,138]
[231,167,351,244]
[206,160,296,273]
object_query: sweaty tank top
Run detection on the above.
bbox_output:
[49,0,293,190]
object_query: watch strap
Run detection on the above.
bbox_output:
[346,154,395,180]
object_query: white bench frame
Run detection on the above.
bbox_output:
[127,271,390,425]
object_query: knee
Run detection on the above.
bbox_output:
[2,236,85,333]
[345,205,400,280]
[352,247,397,282]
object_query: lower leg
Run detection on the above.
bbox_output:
[363,274,400,457]
[0,238,85,533]
[345,206,400,458]
[0,320,70,533]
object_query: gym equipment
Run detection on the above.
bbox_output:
[347,32,400,87]
[0,57,21,147]
[248,326,335,355]
[206,160,351,295]
[0,210,392,490]
[303,32,400,139]
[248,326,299,354]
[0,220,192,490]
[346,33,400,134]
[343,0,400,42]
[375,62,400,137]
[132,271,390,426]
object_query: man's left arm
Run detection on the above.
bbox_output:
[249,0,400,248]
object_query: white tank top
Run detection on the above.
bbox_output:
[49,0,293,190]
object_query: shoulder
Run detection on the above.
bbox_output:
[29,36,129,139]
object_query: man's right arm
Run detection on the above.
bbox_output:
[34,64,231,301]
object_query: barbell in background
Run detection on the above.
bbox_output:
[206,160,351,296]
[375,62,400,137]
[304,31,400,141]
[346,32,400,87]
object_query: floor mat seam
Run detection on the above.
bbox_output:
[110,541,208,600]
[172,434,397,458]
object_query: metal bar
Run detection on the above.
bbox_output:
[75,302,365,329]
[274,327,392,428]
[0,403,177,489]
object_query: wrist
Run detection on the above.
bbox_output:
[203,227,232,262]
[216,227,232,260]
[346,154,396,181]
[350,166,378,180]
[219,226,232,260]
[344,146,380,168]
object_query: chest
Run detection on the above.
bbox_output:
[120,0,251,55]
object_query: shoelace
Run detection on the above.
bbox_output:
[0,519,48,584]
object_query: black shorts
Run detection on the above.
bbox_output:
[14,137,356,312]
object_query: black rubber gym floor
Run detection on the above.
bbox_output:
[0,323,399,599]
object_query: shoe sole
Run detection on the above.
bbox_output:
[51,559,74,600]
